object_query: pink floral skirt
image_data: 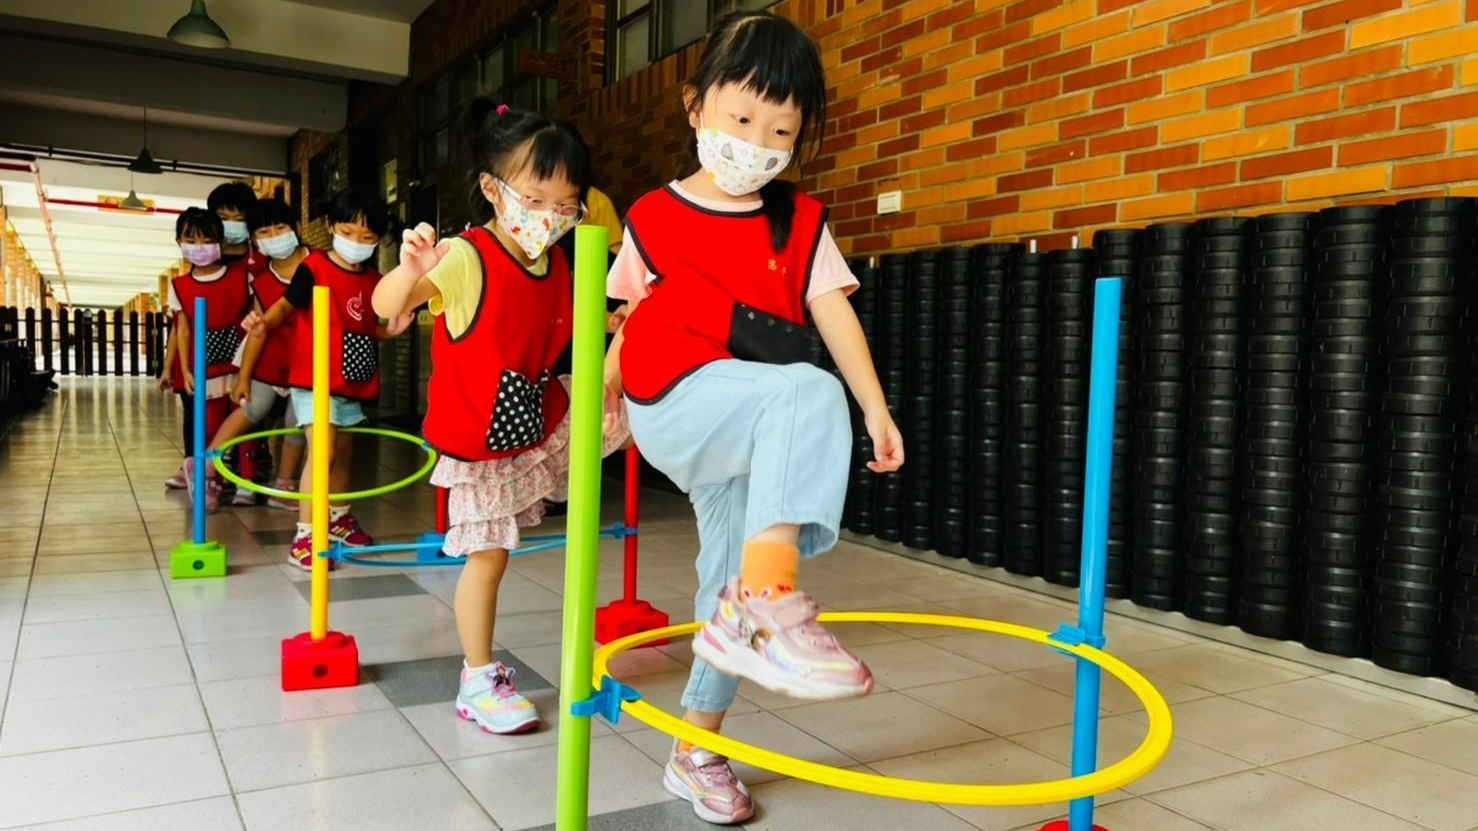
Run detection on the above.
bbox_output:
[429,376,630,557]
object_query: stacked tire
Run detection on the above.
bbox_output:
[1132,224,1193,611]
[902,250,939,551]
[968,244,1018,567]
[1005,250,1047,577]
[872,254,908,543]
[1302,205,1391,657]
[1043,248,1094,586]
[1094,229,1141,598]
[1239,214,1316,639]
[1182,218,1252,624]
[1454,207,1478,689]
[1371,197,1475,676]
[933,249,971,558]
[845,258,880,536]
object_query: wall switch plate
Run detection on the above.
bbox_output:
[877,190,902,215]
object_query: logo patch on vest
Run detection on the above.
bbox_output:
[486,369,551,453]
[346,292,365,322]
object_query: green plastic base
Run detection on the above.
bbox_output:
[171,541,227,579]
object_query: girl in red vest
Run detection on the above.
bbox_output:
[373,101,630,736]
[241,189,413,569]
[603,12,905,823]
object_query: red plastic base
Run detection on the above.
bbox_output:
[595,599,670,646]
[1039,822,1110,831]
[281,630,359,691]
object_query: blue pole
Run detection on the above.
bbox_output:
[192,296,207,547]
[1067,277,1121,831]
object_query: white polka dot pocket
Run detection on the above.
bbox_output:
[485,368,551,453]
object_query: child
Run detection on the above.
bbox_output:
[170,208,252,507]
[243,189,412,569]
[602,12,904,824]
[159,284,192,489]
[372,101,629,735]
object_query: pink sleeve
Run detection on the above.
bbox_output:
[606,229,652,303]
[804,226,859,306]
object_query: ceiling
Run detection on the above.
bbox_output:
[280,0,436,22]
[1,158,255,308]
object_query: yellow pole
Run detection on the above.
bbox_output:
[310,285,330,640]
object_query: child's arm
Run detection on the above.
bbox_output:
[159,323,179,391]
[376,313,415,340]
[174,312,195,395]
[810,290,904,472]
[373,222,446,319]
[231,298,269,404]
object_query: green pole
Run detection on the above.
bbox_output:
[555,223,609,831]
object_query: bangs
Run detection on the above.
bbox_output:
[504,126,593,196]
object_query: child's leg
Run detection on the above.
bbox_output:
[287,392,340,569]
[450,541,536,734]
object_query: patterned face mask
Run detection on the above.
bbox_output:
[494,179,580,261]
[695,117,793,196]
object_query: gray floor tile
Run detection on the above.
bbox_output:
[236,764,496,831]
[521,799,715,831]
[292,573,426,602]
[371,650,550,707]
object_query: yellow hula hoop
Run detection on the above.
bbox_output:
[592,612,1173,806]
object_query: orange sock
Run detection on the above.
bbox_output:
[739,541,799,598]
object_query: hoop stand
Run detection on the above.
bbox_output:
[594,447,669,645]
[172,296,227,579]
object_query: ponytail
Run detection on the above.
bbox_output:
[759,180,797,252]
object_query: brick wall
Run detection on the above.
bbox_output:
[584,0,1478,254]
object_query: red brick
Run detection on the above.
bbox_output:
[1063,60,1129,92]
[1170,0,1253,38]
[877,135,920,158]
[1133,41,1210,75]
[902,69,949,97]
[860,46,903,73]
[1208,70,1295,108]
[954,9,1005,40]
[1257,0,1322,12]
[1126,144,1200,173]
[1000,169,1055,193]
[1470,0,1478,22]
[1296,107,1397,144]
[1392,156,1478,189]
[860,9,904,38]
[1090,126,1159,154]
[925,1,975,30]
[1032,46,1094,80]
[1007,0,1062,23]
[1005,78,1063,107]
[967,195,1023,219]
[835,218,875,238]
[1026,140,1087,168]
[1160,163,1236,192]
[900,109,945,134]
[841,36,881,63]
[879,95,923,121]
[879,19,926,49]
[837,109,878,135]
[1302,0,1403,30]
[834,183,873,204]
[851,234,892,254]
[946,136,999,163]
[1348,67,1455,107]
[1033,231,1080,250]
[1054,204,1118,230]
[1251,31,1346,73]
[1007,33,1062,66]
[973,111,1027,136]
[1241,147,1334,180]
[857,159,898,180]
[1094,77,1164,108]
[1402,92,1478,127]
[1062,109,1126,138]
[1198,182,1284,212]
[976,65,1031,95]
[943,221,994,243]
[1246,88,1340,127]
[1300,46,1402,88]
[1100,0,1140,11]
[1340,130,1449,165]
[977,20,1032,52]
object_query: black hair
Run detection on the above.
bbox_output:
[463,98,593,224]
[328,188,389,237]
[248,197,299,233]
[685,11,828,252]
[207,181,257,214]
[176,207,223,242]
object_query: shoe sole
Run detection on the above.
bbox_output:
[691,627,873,702]
[266,500,296,512]
[287,554,336,572]
[455,703,539,735]
[662,766,753,825]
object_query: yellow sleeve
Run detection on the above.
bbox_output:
[586,188,623,252]
[425,238,482,340]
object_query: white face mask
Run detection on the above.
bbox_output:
[493,179,579,261]
[696,116,793,196]
[332,234,377,265]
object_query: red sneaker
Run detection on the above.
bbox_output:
[329,513,374,547]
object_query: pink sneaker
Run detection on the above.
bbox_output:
[329,513,374,547]
[266,479,298,511]
[692,578,874,701]
[288,533,337,571]
[664,744,753,824]
[182,457,220,514]
[164,465,187,489]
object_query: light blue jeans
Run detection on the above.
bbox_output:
[626,359,852,713]
[288,389,367,428]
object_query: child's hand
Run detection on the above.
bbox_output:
[401,222,450,275]
[232,377,251,406]
[864,408,904,473]
[182,369,196,396]
[157,375,172,393]
[602,372,624,440]
[241,311,265,336]
[384,312,414,337]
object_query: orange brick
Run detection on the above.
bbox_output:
[943,179,998,202]
[836,146,876,169]
[1005,78,1065,107]
[1096,77,1164,107]
[1027,92,1092,124]
[1202,126,1291,160]
[1347,67,1455,106]
[1007,33,1062,65]
[1160,162,1237,190]
[947,51,1005,84]
[1402,91,1478,127]
[1303,0,1403,29]
[1463,56,1478,86]
[923,41,977,72]
[1033,0,1096,34]
[1286,167,1389,201]
[1410,27,1478,64]
[1062,9,1131,47]
[1026,140,1087,168]
[1197,182,1284,212]
[859,121,900,145]
[948,95,1005,122]
[902,26,951,58]
[1166,54,1248,92]
[1246,88,1341,127]
[1300,46,1403,88]
[1134,41,1211,75]
[1022,185,1085,211]
[1162,108,1243,142]
[904,148,947,173]
[907,186,945,209]
[1350,1,1463,48]
[892,225,942,248]
[1392,156,1478,189]
[1128,90,1204,125]
[1058,156,1125,183]
[1241,147,1334,180]
[1064,60,1130,93]
[1208,71,1295,108]
[1210,14,1300,55]
[857,84,902,109]
[1135,0,1213,26]
[1120,193,1196,222]
[1454,123,1478,151]
[1094,26,1168,63]
[1087,173,1156,202]
[994,211,1054,236]
[1171,0,1253,39]
[923,80,975,109]
[999,123,1058,151]
[1340,130,1449,165]
[921,122,973,148]
[916,204,968,227]
[968,150,1027,176]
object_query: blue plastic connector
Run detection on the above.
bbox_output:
[570,675,642,725]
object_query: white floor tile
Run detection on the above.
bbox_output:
[1124,643,1319,694]
[27,570,163,597]
[1232,676,1464,739]
[906,674,1078,735]
[21,589,172,624]
[198,673,395,731]
[1151,769,1433,831]
[745,770,978,831]
[17,615,180,660]
[1274,742,1478,831]
[1010,713,1253,795]
[1377,716,1478,776]
[849,638,997,690]
[5,797,241,830]
[1,682,208,755]
[216,708,437,793]
[236,764,495,831]
[186,635,283,683]
[775,691,991,762]
[1011,662,1216,715]
[1138,696,1358,766]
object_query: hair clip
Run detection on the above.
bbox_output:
[496,104,510,116]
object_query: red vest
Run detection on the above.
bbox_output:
[422,228,573,461]
[619,186,827,403]
[290,250,382,401]
[249,265,297,387]
[173,264,251,382]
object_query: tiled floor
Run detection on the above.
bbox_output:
[1,378,1476,831]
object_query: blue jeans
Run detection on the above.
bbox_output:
[626,360,852,712]
[288,389,366,428]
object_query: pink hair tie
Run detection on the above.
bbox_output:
[496,104,510,116]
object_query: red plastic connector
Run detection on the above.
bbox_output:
[1039,822,1110,831]
[595,598,670,646]
[281,630,359,691]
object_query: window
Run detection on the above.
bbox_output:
[612,0,778,80]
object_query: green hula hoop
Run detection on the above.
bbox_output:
[210,426,438,502]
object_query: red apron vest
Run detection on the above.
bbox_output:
[422,227,573,461]
[249,266,297,387]
[618,185,828,403]
[172,264,252,382]
[290,250,382,401]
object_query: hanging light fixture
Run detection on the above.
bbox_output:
[167,0,230,49]
[128,108,163,175]
[120,176,148,210]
